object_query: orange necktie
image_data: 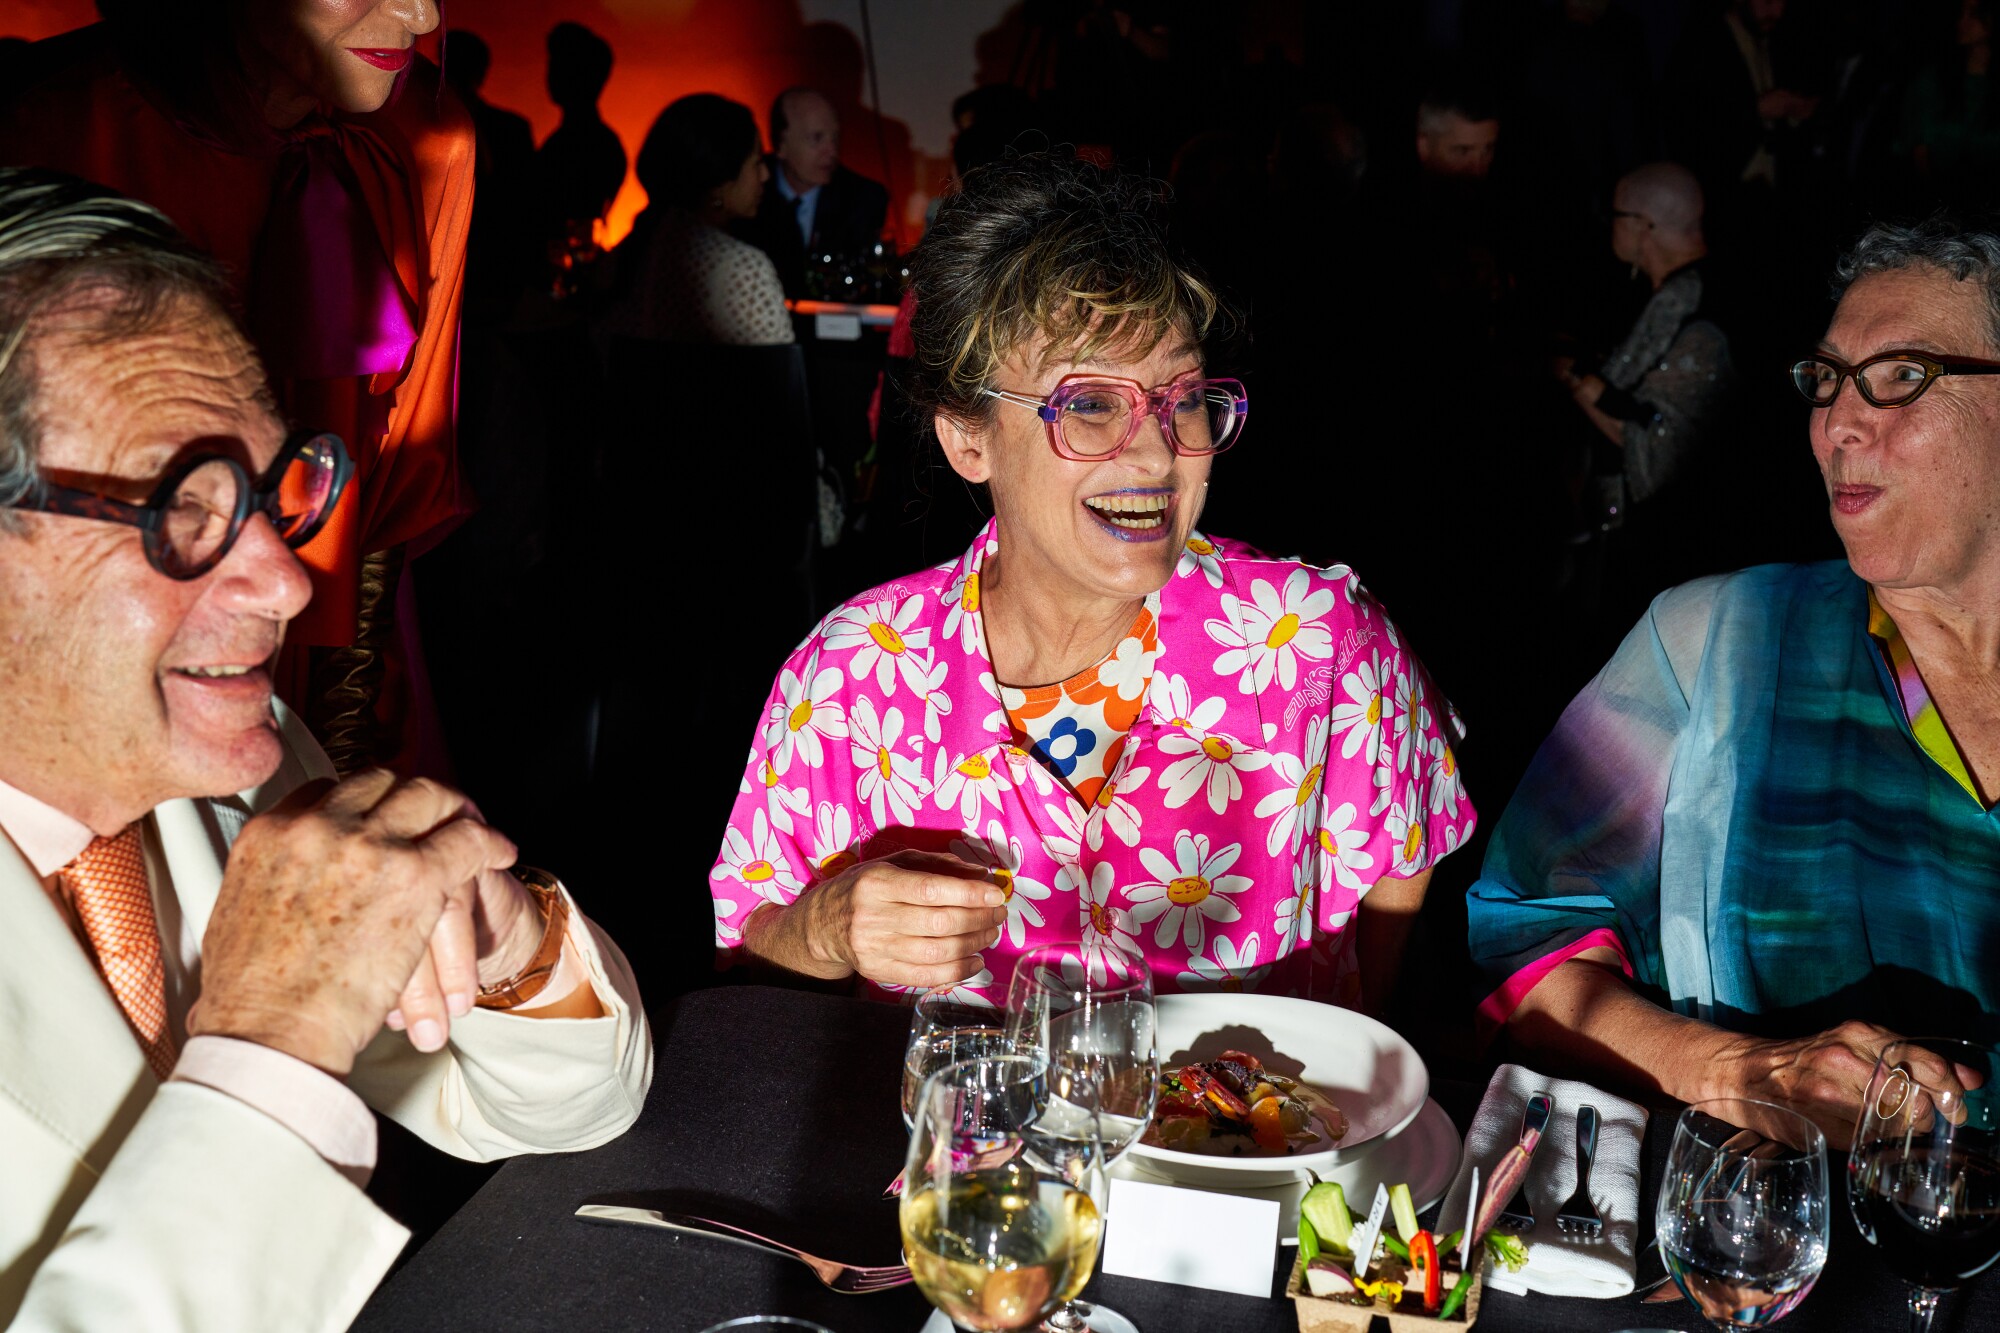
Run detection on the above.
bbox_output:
[63,826,178,1080]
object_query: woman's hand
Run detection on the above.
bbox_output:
[745,850,1010,988]
[1709,1020,1966,1150]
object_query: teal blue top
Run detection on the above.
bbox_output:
[1467,562,2000,1046]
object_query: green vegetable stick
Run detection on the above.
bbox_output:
[1382,1234,1411,1262]
[1299,1216,1321,1263]
[1437,1267,1475,1320]
[1389,1182,1420,1244]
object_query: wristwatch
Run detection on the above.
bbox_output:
[475,866,571,1010]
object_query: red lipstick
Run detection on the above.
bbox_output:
[349,47,412,72]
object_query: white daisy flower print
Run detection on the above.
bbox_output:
[1389,667,1427,775]
[933,746,1012,824]
[711,809,803,904]
[1205,568,1337,695]
[952,820,1053,947]
[764,660,848,775]
[742,755,810,836]
[1087,763,1150,850]
[1039,797,1087,868]
[824,595,933,696]
[1001,743,1059,796]
[1315,800,1376,892]
[1322,562,1363,605]
[1330,651,1391,763]
[1177,933,1272,993]
[1428,732,1465,817]
[1274,860,1313,953]
[808,801,860,879]
[1148,671,1227,733]
[850,697,923,827]
[714,895,741,943]
[1156,729,1272,814]
[1370,757,1393,816]
[1177,533,1226,587]
[1252,714,1331,856]
[941,566,984,654]
[1382,781,1430,875]
[883,965,998,1008]
[1077,862,1142,983]
[1127,831,1251,950]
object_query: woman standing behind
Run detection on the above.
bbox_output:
[1900,0,2000,208]
[608,94,792,346]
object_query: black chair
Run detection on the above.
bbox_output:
[584,339,821,991]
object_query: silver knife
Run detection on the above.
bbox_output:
[1494,1092,1554,1230]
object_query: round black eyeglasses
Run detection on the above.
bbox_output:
[5,431,353,580]
[1791,352,2000,409]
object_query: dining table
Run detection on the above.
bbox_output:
[352,984,1999,1332]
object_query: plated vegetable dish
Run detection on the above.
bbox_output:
[1296,1179,1526,1323]
[1140,1049,1348,1157]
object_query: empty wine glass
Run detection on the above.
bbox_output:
[905,986,1014,1127]
[1656,1098,1829,1328]
[901,1053,1106,1333]
[1005,943,1156,1333]
[1848,1038,2000,1332]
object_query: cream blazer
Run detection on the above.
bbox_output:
[0,708,653,1331]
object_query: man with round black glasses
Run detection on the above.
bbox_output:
[1469,214,2000,1153]
[0,169,649,1329]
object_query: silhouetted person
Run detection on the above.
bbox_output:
[444,30,537,321]
[1665,0,1822,202]
[734,87,887,298]
[535,23,626,254]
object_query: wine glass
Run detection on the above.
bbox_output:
[1656,1098,1830,1328]
[1848,1038,2000,1332]
[905,986,1015,1127]
[900,1053,1107,1333]
[1005,943,1157,1333]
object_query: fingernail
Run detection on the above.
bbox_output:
[385,1009,406,1031]
[411,1019,445,1052]
[985,888,1006,906]
[448,991,472,1018]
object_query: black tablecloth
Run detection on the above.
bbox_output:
[353,986,1998,1332]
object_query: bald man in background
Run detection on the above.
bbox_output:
[737,86,889,298]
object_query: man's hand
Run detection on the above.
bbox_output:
[1570,373,1607,408]
[774,849,1009,987]
[187,770,518,1075]
[1710,1020,1967,1150]
[383,859,546,1048]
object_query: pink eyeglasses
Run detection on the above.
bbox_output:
[984,372,1249,461]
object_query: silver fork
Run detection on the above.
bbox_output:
[1555,1104,1605,1238]
[574,1204,913,1294]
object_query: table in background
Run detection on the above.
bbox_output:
[352,985,1999,1333]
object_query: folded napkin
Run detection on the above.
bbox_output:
[1438,1063,1648,1300]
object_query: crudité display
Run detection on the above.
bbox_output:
[1296,1180,1526,1322]
[1141,1049,1347,1156]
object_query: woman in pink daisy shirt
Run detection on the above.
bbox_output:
[708,150,1475,1011]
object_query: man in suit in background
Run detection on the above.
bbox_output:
[0,168,651,1331]
[738,86,889,297]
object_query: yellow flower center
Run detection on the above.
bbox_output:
[992,867,1015,901]
[1201,736,1234,763]
[1265,613,1301,649]
[1088,901,1116,936]
[1167,875,1212,906]
[787,699,814,732]
[819,849,858,876]
[1443,746,1456,777]
[1094,779,1118,809]
[743,860,775,883]
[876,747,895,779]
[1187,537,1216,556]
[1171,717,1193,729]
[956,753,991,780]
[1366,692,1382,727]
[868,620,907,654]
[760,760,779,789]
[960,572,980,612]
[1403,823,1425,863]
[1294,763,1324,808]
[1318,827,1339,857]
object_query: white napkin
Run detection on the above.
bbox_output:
[1437,1063,1648,1299]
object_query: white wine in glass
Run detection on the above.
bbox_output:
[901,1054,1106,1333]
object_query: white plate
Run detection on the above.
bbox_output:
[1114,1096,1464,1238]
[1126,993,1430,1188]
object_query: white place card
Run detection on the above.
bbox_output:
[1351,1183,1391,1279]
[1098,1177,1281,1298]
[814,312,862,341]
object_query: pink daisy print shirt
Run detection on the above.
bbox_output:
[710,520,1477,1008]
